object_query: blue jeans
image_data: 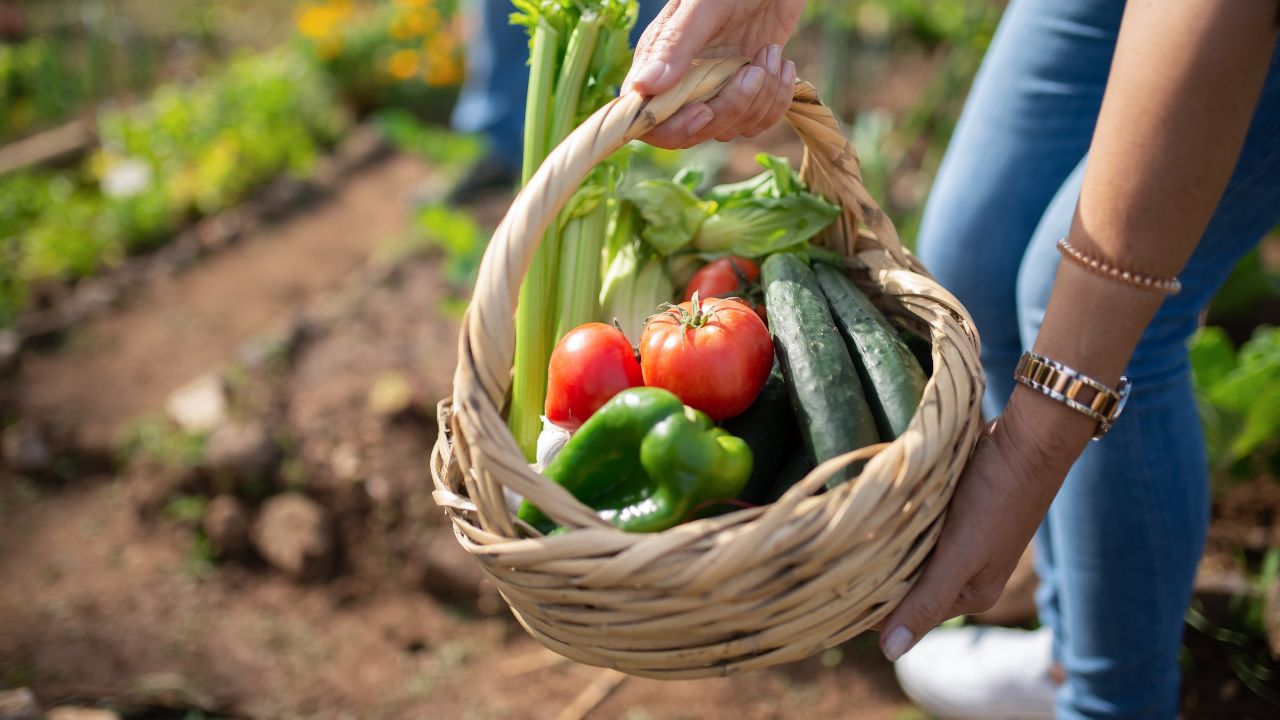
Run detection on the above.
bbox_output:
[451,0,662,167]
[917,1,1280,717]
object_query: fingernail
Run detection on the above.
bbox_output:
[766,44,781,74]
[783,60,797,84]
[882,625,914,662]
[632,61,668,90]
[741,66,765,95]
[687,106,714,134]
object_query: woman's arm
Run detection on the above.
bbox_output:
[880,0,1280,661]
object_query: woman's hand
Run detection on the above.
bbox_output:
[623,0,805,148]
[879,388,1095,661]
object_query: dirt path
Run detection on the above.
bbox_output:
[8,153,428,450]
[0,477,912,720]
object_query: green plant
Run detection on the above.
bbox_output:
[371,108,483,169]
[117,415,207,470]
[1189,325,1280,484]
[96,49,348,217]
[414,203,486,288]
[0,47,349,330]
[163,494,211,525]
[1207,245,1280,325]
[1186,548,1280,705]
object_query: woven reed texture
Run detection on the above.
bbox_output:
[430,57,985,679]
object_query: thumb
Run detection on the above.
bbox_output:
[879,554,967,662]
[626,0,724,95]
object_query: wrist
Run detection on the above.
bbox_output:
[997,383,1096,476]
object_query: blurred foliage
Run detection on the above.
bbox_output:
[0,19,160,143]
[1186,547,1280,705]
[117,415,207,470]
[96,49,347,216]
[294,0,464,117]
[1208,246,1280,325]
[1190,325,1280,487]
[372,107,482,168]
[0,50,346,327]
[804,0,1003,246]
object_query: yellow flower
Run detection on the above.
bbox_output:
[396,0,430,8]
[296,3,352,41]
[296,6,337,40]
[389,15,412,40]
[423,58,462,87]
[405,8,439,36]
[387,49,420,81]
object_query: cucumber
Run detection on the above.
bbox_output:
[761,447,814,504]
[761,253,879,488]
[813,263,928,439]
[898,327,934,378]
[723,359,799,505]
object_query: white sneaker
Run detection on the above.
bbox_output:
[894,625,1057,720]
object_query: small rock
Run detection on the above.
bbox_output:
[0,687,38,720]
[416,527,499,612]
[166,374,228,434]
[0,329,19,375]
[2,418,53,474]
[330,442,361,481]
[203,494,250,558]
[252,492,335,580]
[64,277,119,320]
[45,708,121,720]
[205,421,277,478]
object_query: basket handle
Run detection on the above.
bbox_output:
[456,57,912,418]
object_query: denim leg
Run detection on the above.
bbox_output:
[916,0,1124,421]
[1014,40,1280,719]
[914,0,1125,672]
[451,0,663,165]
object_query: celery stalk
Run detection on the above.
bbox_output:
[509,2,637,461]
[509,18,562,460]
[547,15,606,342]
[553,196,609,341]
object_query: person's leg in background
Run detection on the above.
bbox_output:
[1013,40,1280,718]
[448,0,661,203]
[917,0,1123,420]
[447,0,531,200]
[912,0,1124,694]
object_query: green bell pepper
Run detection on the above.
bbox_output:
[517,387,753,534]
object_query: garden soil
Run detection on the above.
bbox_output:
[0,149,915,719]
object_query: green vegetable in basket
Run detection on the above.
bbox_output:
[518,387,753,534]
[621,153,841,260]
[509,0,638,462]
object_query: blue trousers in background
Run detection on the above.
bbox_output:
[918,0,1280,717]
[451,0,662,167]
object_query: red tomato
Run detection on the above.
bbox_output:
[545,323,643,430]
[639,294,774,421]
[683,256,767,322]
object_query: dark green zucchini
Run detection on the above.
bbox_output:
[761,253,879,488]
[813,263,928,440]
[761,447,815,504]
[898,327,934,378]
[723,359,799,505]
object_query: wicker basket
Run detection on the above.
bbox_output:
[430,57,985,679]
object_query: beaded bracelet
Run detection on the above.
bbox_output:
[1057,237,1182,295]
